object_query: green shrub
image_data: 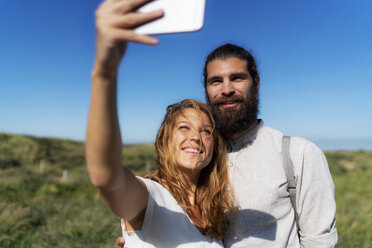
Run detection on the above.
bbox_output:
[325,151,372,175]
[1,132,371,247]
[0,134,40,169]
[334,170,372,247]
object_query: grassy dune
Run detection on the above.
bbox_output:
[0,133,371,247]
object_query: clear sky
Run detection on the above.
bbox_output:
[1,0,371,150]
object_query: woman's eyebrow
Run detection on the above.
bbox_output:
[177,121,193,127]
[177,121,189,124]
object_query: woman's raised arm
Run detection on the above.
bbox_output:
[86,0,163,223]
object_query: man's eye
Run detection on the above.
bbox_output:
[208,79,221,85]
[232,76,242,81]
[179,126,190,130]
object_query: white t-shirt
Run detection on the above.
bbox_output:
[121,178,223,248]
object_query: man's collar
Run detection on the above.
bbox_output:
[227,119,264,152]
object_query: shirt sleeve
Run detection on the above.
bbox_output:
[294,141,338,247]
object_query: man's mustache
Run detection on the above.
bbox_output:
[211,95,245,106]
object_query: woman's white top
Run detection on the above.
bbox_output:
[121,177,223,248]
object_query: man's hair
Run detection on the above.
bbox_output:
[203,43,260,90]
[146,99,235,240]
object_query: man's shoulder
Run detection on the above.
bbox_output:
[262,120,316,142]
[260,123,283,137]
[288,136,323,155]
[282,135,327,171]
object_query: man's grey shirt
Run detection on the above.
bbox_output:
[223,120,337,248]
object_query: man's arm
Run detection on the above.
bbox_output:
[294,141,338,247]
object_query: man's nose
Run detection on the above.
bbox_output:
[221,81,235,96]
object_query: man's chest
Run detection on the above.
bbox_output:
[228,149,289,211]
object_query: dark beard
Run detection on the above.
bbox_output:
[208,87,259,140]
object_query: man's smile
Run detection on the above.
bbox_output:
[220,100,240,108]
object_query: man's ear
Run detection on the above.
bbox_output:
[205,88,211,105]
[256,77,260,92]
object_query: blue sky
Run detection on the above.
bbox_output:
[1,0,371,150]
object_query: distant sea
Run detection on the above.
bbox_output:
[312,138,372,151]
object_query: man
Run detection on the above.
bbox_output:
[117,43,337,247]
[202,44,337,247]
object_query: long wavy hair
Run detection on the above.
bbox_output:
[146,99,235,240]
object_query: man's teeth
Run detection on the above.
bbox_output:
[185,148,200,153]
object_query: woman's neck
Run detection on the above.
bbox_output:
[182,172,199,206]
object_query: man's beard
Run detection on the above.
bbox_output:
[208,87,259,140]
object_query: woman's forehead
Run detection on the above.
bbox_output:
[175,108,211,126]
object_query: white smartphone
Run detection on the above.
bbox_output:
[135,0,206,35]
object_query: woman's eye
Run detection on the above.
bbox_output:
[201,129,212,135]
[179,125,190,130]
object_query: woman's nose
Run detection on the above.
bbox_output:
[189,131,201,144]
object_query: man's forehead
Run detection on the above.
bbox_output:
[206,57,248,77]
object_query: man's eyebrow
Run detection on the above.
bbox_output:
[231,72,250,78]
[207,72,250,84]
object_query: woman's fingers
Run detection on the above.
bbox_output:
[114,9,164,29]
[112,0,153,14]
[96,0,164,44]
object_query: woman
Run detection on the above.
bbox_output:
[86,0,235,247]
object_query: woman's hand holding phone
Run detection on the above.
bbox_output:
[93,0,164,76]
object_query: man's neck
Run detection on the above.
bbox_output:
[227,119,259,141]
